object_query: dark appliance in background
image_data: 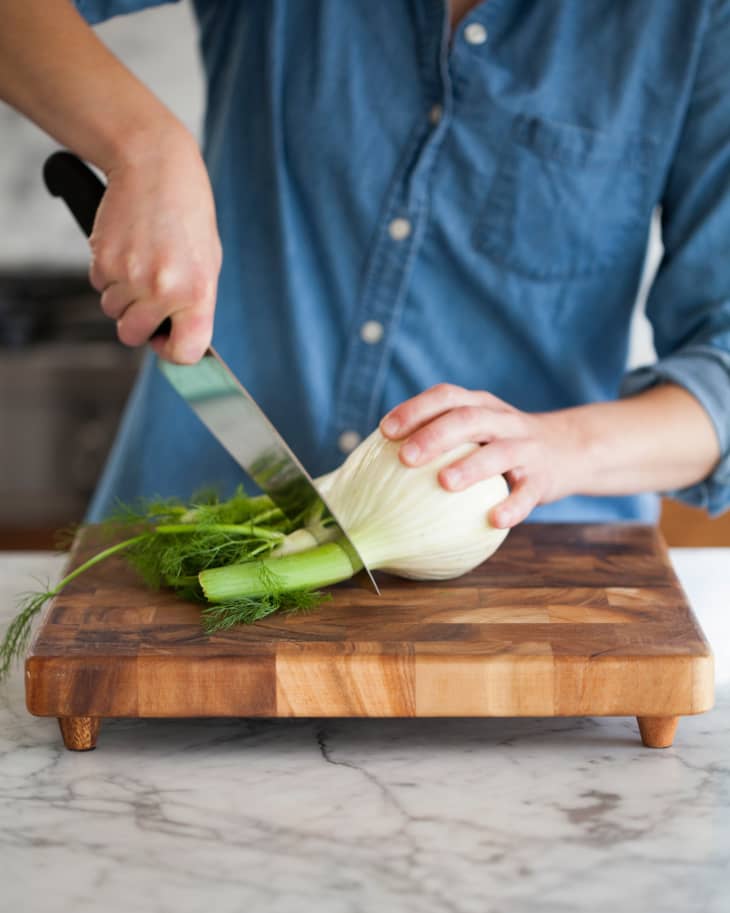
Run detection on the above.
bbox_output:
[0,271,142,548]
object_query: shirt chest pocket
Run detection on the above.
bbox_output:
[473,115,656,281]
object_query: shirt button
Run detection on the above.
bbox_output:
[428,103,443,125]
[360,320,384,344]
[388,217,412,241]
[464,22,488,45]
[338,430,362,454]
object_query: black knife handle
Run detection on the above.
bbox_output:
[42,150,171,339]
[43,150,104,237]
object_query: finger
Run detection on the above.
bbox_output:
[489,472,538,528]
[380,383,508,440]
[399,406,506,467]
[438,438,523,489]
[116,297,175,348]
[100,281,138,320]
[113,252,216,355]
[88,235,123,293]
[154,306,214,364]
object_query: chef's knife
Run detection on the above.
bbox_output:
[43,150,378,592]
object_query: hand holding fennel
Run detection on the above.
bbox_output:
[380,382,722,526]
[0,429,509,679]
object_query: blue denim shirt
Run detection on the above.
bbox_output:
[76,0,730,522]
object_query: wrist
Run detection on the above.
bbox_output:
[97,113,195,176]
[536,407,593,502]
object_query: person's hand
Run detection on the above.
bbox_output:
[380,384,580,529]
[89,126,222,364]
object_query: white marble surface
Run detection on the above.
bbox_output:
[1,549,729,913]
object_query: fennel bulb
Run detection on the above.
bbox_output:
[200,429,510,603]
[315,429,509,578]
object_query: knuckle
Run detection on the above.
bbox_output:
[116,320,138,347]
[89,246,115,289]
[507,413,528,436]
[501,440,520,465]
[432,382,458,400]
[123,250,144,285]
[477,388,502,406]
[517,482,538,508]
[389,402,411,424]
[92,239,113,270]
[88,265,101,293]
[188,265,213,306]
[148,261,214,307]
[454,405,482,425]
[100,290,117,318]
[116,309,156,348]
[414,427,438,450]
[509,466,526,483]
[454,458,476,484]
[181,307,214,337]
[422,422,454,453]
[213,240,223,268]
[149,263,174,297]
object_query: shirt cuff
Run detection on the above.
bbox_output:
[74,1,178,25]
[73,1,104,23]
[620,345,730,515]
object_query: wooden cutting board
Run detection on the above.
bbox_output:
[25,523,714,751]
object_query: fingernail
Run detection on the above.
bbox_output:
[178,342,204,364]
[496,509,511,527]
[381,416,400,436]
[443,469,461,489]
[401,442,420,464]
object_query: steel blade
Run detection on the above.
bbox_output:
[159,348,379,593]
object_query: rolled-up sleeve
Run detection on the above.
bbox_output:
[621,0,730,515]
[74,0,179,26]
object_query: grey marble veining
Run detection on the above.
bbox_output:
[0,549,729,913]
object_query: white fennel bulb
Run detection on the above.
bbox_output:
[320,429,509,579]
[200,428,511,606]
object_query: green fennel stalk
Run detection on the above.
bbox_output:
[200,542,356,601]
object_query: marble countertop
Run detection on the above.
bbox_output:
[1,549,729,913]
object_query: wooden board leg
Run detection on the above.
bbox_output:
[637,715,679,749]
[58,717,100,751]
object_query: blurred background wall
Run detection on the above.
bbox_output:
[0,3,202,547]
[0,1,726,546]
[0,2,204,268]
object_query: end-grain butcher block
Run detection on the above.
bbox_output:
[25,523,714,751]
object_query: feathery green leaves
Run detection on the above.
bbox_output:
[0,486,328,681]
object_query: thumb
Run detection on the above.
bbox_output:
[152,307,213,364]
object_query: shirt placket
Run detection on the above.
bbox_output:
[327,0,494,463]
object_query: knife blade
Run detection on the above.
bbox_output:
[158,350,378,590]
[43,150,378,592]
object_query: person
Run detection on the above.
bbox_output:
[1,0,728,530]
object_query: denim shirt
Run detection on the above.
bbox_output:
[75,0,730,522]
